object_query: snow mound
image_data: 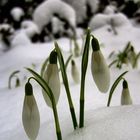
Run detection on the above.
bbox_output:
[89,13,131,30]
[62,0,86,24]
[33,0,76,31]
[89,14,110,30]
[10,7,24,22]
[86,0,99,14]
[21,20,39,38]
[65,105,140,140]
[110,13,131,27]
[11,31,31,47]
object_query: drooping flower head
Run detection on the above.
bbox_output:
[42,50,61,108]
[121,80,132,105]
[91,36,110,93]
[22,82,40,140]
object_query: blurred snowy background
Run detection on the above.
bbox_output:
[1,0,140,140]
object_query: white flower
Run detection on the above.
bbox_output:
[71,60,80,84]
[42,51,60,108]
[91,37,110,93]
[121,80,132,105]
[22,82,40,140]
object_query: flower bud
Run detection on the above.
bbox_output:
[22,82,40,140]
[71,60,80,84]
[42,51,60,108]
[121,80,132,105]
[91,37,110,93]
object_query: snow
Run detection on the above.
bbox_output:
[10,7,24,21]
[33,0,76,31]
[89,13,131,31]
[62,0,86,24]
[21,20,40,38]
[1,9,140,140]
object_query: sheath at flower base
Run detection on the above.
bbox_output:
[91,36,110,93]
[71,59,80,84]
[22,82,40,140]
[121,80,132,105]
[42,51,60,108]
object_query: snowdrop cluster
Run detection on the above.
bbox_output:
[22,29,136,140]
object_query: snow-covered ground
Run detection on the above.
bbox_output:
[1,17,140,140]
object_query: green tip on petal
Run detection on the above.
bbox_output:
[49,50,57,64]
[91,36,100,52]
[123,80,128,89]
[25,82,33,96]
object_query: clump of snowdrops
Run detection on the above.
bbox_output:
[22,29,132,140]
[109,42,140,69]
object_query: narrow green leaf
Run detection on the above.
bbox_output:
[55,42,78,129]
[107,71,128,107]
[40,57,49,77]
[8,70,20,89]
[79,28,91,128]
[65,54,73,70]
[108,59,118,68]
[27,68,53,100]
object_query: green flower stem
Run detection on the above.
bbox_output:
[107,71,128,107]
[8,70,20,89]
[27,68,62,140]
[55,42,78,129]
[79,29,91,128]
[108,59,118,68]
[40,57,49,77]
[65,54,73,70]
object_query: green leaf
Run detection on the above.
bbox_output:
[79,28,91,128]
[107,71,128,107]
[8,70,20,89]
[55,42,78,129]
[65,54,73,70]
[40,57,49,77]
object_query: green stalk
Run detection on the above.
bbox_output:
[8,70,20,89]
[79,29,91,128]
[107,71,128,107]
[26,68,62,140]
[40,57,49,77]
[65,54,73,70]
[55,42,78,129]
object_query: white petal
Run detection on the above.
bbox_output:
[71,64,80,84]
[22,95,40,140]
[43,64,60,108]
[121,89,133,105]
[91,51,110,93]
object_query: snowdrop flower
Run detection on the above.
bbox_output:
[22,82,40,140]
[91,36,110,93]
[121,80,132,105]
[73,39,81,57]
[42,50,60,108]
[71,59,80,84]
